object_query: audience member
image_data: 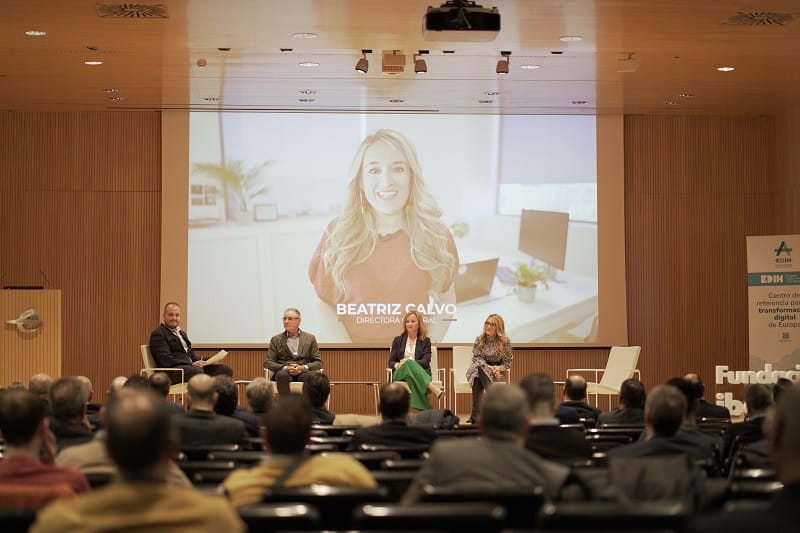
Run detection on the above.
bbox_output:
[28,373,53,411]
[263,308,324,396]
[685,373,731,420]
[107,376,127,398]
[688,383,800,532]
[173,374,246,447]
[0,389,90,495]
[773,377,793,403]
[222,395,376,507]
[148,371,185,414]
[559,375,601,421]
[347,382,437,451]
[723,383,773,461]
[520,373,592,464]
[32,388,245,532]
[303,371,335,425]
[245,377,274,416]
[76,376,101,430]
[48,377,93,452]
[597,378,646,426]
[402,384,570,503]
[214,375,260,437]
[148,301,234,384]
[666,377,719,467]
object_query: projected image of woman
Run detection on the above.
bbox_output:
[466,313,512,424]
[309,129,459,344]
[387,310,443,411]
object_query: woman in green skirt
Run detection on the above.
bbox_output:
[388,310,442,411]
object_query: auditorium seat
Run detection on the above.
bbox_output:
[370,470,417,502]
[420,485,544,529]
[206,450,268,466]
[263,485,389,530]
[345,450,402,470]
[359,442,431,459]
[238,502,320,531]
[179,443,240,460]
[536,501,688,531]
[352,502,506,532]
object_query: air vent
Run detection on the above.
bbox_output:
[382,50,406,74]
[95,4,169,18]
[725,11,796,25]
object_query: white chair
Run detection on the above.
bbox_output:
[566,345,641,410]
[383,346,446,410]
[139,344,187,404]
[450,345,512,419]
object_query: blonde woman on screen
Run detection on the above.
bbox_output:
[309,129,459,344]
[466,313,512,424]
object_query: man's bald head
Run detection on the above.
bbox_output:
[565,375,588,401]
[379,382,411,420]
[187,374,216,409]
[28,373,52,399]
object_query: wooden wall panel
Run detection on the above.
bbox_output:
[0,290,61,383]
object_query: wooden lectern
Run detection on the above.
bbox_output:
[1,289,61,383]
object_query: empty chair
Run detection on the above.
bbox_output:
[450,346,474,420]
[567,346,641,409]
[140,344,187,403]
[353,502,506,532]
[237,502,320,531]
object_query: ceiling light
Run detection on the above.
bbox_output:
[678,92,695,98]
[572,100,588,105]
[717,66,735,72]
[298,61,319,67]
[479,99,495,104]
[496,50,510,75]
[486,91,499,96]
[355,50,370,74]
[299,89,317,95]
[84,60,103,66]
[664,101,680,106]
[389,99,405,103]
[560,35,582,42]
[102,88,119,93]
[298,98,315,103]
[414,50,428,74]
[25,30,46,36]
[292,32,318,39]
[203,97,220,102]
[519,64,540,70]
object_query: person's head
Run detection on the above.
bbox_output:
[666,377,697,420]
[213,375,238,416]
[520,373,555,419]
[644,384,687,438]
[480,384,529,442]
[8,381,25,390]
[246,377,274,414]
[28,373,52,400]
[564,375,588,402]
[303,372,331,409]
[282,307,301,336]
[105,388,175,481]
[76,376,94,402]
[744,383,773,416]
[162,301,181,329]
[773,377,793,403]
[767,382,800,483]
[378,382,411,420]
[148,371,172,398]
[400,310,428,339]
[108,376,128,395]
[122,374,152,390]
[263,394,312,454]
[323,129,456,301]
[187,374,217,410]
[0,389,48,447]
[482,313,505,339]
[619,378,646,409]
[50,376,90,422]
[684,373,705,400]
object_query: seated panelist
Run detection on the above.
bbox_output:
[388,310,441,411]
[264,308,324,397]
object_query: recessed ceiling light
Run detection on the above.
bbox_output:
[203,97,220,102]
[486,91,499,96]
[280,48,293,53]
[664,101,680,106]
[298,61,319,67]
[84,60,103,66]
[478,99,495,104]
[298,98,315,102]
[107,96,124,101]
[102,88,119,93]
[571,100,588,105]
[292,32,318,39]
[678,92,695,98]
[560,35,583,42]
[299,89,317,94]
[25,30,46,36]
[217,47,231,52]
[389,99,404,103]
[520,64,541,70]
[717,66,735,72]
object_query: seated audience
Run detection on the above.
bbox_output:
[32,388,245,532]
[214,375,260,437]
[346,382,438,451]
[245,377,274,416]
[48,376,94,452]
[148,371,185,414]
[172,374,246,447]
[688,383,800,532]
[76,376,101,430]
[0,389,90,496]
[723,383,772,461]
[28,373,53,411]
[772,376,793,404]
[401,384,570,503]
[559,375,601,421]
[666,377,719,468]
[303,371,335,425]
[222,395,376,507]
[685,373,731,420]
[597,378,646,426]
[520,373,591,463]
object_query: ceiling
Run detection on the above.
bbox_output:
[2,0,800,115]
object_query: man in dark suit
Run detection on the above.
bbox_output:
[520,373,591,464]
[688,384,800,533]
[347,382,437,451]
[263,307,324,396]
[173,374,246,447]
[597,378,646,426]
[685,373,730,420]
[723,383,772,461]
[559,375,601,421]
[213,375,261,438]
[148,301,233,384]
[401,384,570,503]
[148,372,186,414]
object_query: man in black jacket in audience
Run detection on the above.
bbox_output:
[597,378,645,427]
[173,374,246,447]
[685,373,730,420]
[559,375,601,421]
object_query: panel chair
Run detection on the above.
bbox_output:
[140,344,187,404]
[566,345,641,410]
[381,346,446,411]
[450,345,511,421]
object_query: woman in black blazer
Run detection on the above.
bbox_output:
[388,310,440,411]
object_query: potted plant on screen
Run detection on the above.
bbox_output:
[192,159,271,223]
[497,261,553,303]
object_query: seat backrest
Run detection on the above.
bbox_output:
[597,346,641,389]
[451,346,473,385]
[140,344,155,376]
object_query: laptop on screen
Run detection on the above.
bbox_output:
[453,258,500,303]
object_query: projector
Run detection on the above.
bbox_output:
[423,1,500,42]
